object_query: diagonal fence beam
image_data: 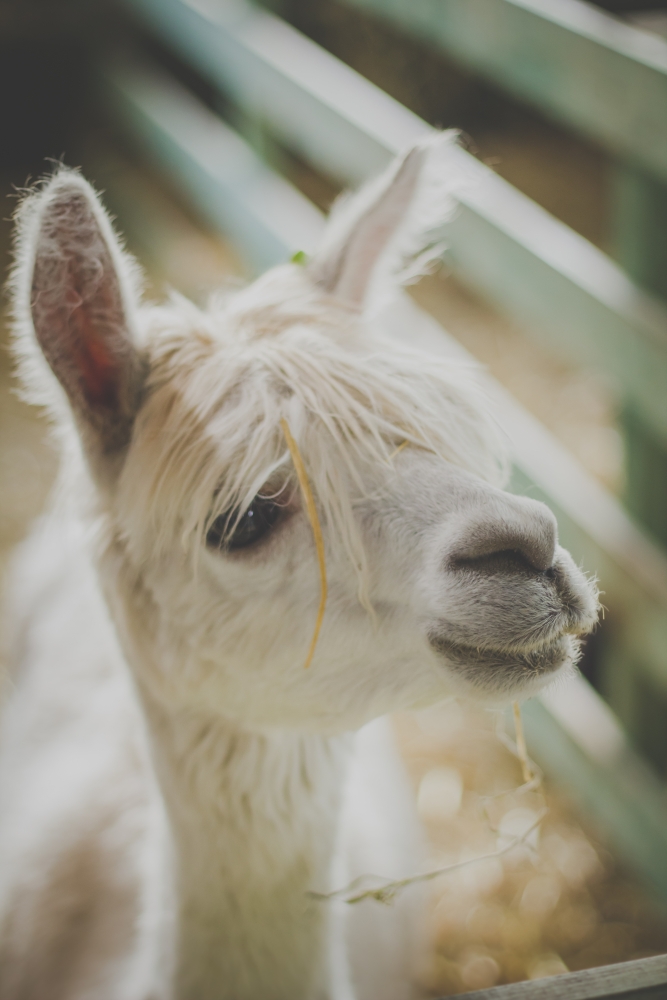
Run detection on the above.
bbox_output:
[448,951,667,1000]
[336,0,667,185]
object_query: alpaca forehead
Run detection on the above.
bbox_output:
[141,264,353,348]
[143,303,354,405]
[222,262,350,326]
[136,334,496,491]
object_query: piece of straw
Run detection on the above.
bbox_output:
[280,418,328,669]
[512,701,533,784]
[389,439,409,460]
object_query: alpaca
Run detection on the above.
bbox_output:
[0,135,598,1000]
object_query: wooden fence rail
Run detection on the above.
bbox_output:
[331,0,667,301]
[448,952,667,999]
[334,0,667,184]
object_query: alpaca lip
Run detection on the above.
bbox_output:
[428,632,571,679]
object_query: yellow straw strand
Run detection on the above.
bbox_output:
[389,439,409,461]
[512,701,533,785]
[280,418,328,669]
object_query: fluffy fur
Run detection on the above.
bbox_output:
[0,135,598,1000]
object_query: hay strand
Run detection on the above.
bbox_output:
[512,701,533,785]
[281,418,328,669]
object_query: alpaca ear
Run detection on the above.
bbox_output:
[17,170,144,456]
[308,132,457,309]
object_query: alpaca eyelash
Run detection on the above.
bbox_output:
[205,497,284,551]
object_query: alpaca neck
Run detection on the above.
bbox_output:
[141,696,354,1000]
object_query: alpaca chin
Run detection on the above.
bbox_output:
[429,632,582,703]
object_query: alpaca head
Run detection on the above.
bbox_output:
[12,137,599,734]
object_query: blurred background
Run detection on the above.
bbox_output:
[2,0,667,993]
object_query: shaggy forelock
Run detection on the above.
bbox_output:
[118,265,508,609]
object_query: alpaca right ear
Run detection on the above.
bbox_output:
[308,132,457,310]
[14,170,144,458]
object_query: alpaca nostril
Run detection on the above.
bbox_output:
[453,547,542,576]
[447,497,558,575]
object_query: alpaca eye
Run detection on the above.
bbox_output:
[206,498,283,552]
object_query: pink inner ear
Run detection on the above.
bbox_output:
[32,242,127,421]
[28,178,143,452]
[64,281,122,412]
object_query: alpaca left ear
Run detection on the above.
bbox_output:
[16,170,144,458]
[308,132,457,310]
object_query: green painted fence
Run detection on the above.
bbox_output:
[331,0,667,184]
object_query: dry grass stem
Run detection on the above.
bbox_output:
[311,808,548,906]
[389,439,409,460]
[314,702,547,907]
[281,418,328,669]
[513,701,534,785]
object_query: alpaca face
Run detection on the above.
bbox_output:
[103,290,596,733]
[13,139,598,735]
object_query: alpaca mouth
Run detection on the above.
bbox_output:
[428,633,575,695]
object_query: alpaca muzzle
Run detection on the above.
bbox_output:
[425,493,599,696]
